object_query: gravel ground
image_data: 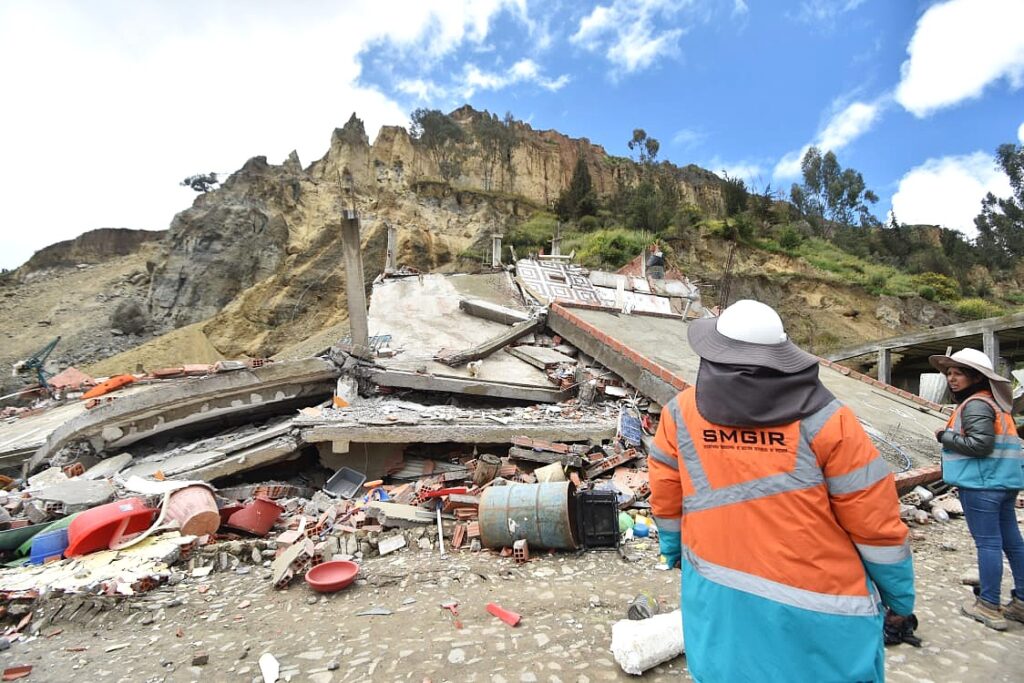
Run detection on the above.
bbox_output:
[3,513,1023,682]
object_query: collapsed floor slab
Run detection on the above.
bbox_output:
[26,358,338,474]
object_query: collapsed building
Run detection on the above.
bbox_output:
[0,219,953,656]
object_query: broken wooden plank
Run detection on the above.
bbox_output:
[434,316,546,367]
[510,437,571,454]
[504,345,577,370]
[363,368,568,403]
[508,446,584,469]
[459,299,532,325]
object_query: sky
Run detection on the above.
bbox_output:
[1,0,1023,270]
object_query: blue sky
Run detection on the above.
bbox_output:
[1,0,1022,270]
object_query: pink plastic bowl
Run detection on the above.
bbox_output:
[305,560,359,593]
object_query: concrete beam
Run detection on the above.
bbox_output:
[301,418,616,446]
[385,223,398,274]
[877,348,891,385]
[828,311,1024,361]
[362,367,569,403]
[459,299,531,326]
[982,329,999,371]
[434,316,545,367]
[26,358,338,474]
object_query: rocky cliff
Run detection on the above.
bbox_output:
[146,108,727,358]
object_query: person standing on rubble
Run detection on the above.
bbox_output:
[930,348,1024,630]
[647,299,916,682]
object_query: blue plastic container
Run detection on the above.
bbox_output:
[29,528,69,565]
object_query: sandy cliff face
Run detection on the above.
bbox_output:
[144,108,725,358]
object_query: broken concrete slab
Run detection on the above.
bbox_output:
[26,358,338,475]
[362,368,569,404]
[508,446,584,469]
[364,502,435,528]
[377,534,407,556]
[80,453,134,480]
[34,479,115,513]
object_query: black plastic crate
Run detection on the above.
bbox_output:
[575,489,620,548]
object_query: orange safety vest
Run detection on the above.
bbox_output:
[648,386,913,682]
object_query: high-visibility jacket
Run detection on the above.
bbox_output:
[649,387,914,683]
[941,390,1024,490]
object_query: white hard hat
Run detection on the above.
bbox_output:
[716,300,788,344]
[687,299,820,372]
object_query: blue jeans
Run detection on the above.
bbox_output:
[959,488,1024,605]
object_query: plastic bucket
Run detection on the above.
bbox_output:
[225,497,284,536]
[164,485,220,537]
[479,481,578,550]
[30,528,69,564]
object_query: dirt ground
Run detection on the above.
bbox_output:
[3,513,1023,683]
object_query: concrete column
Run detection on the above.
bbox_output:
[340,211,369,350]
[551,222,561,256]
[982,329,999,371]
[384,224,398,274]
[877,348,891,385]
[491,234,503,268]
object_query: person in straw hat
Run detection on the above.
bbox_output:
[648,299,917,682]
[930,348,1024,630]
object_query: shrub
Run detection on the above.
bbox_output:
[917,286,936,301]
[954,298,1004,320]
[910,272,961,301]
[778,227,803,251]
[569,228,649,269]
[508,212,558,251]
[866,272,888,295]
[578,215,601,232]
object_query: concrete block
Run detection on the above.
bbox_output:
[377,534,407,556]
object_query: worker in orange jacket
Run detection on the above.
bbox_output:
[648,299,917,682]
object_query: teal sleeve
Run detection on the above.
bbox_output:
[864,557,916,615]
[659,530,681,568]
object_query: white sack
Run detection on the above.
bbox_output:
[610,608,685,675]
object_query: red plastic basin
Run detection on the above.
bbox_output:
[224,497,283,536]
[305,560,359,593]
[65,498,156,557]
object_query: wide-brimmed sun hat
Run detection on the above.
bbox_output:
[929,348,1013,412]
[687,299,820,373]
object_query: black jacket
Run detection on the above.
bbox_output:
[939,399,996,457]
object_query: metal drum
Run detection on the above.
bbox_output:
[479,481,578,550]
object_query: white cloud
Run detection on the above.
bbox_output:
[890,152,1011,237]
[895,0,1024,117]
[794,0,866,26]
[460,59,570,98]
[773,98,885,179]
[732,0,749,17]
[672,128,705,148]
[1018,121,1024,144]
[570,0,692,75]
[0,1,524,269]
[715,161,764,186]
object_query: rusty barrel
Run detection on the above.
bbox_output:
[479,482,578,550]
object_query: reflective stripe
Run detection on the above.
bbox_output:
[668,397,711,491]
[647,441,678,471]
[826,456,891,495]
[654,516,681,532]
[800,399,841,443]
[683,546,879,616]
[856,540,911,564]
[674,397,838,513]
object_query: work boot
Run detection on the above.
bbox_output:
[962,598,1008,631]
[1003,591,1024,624]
